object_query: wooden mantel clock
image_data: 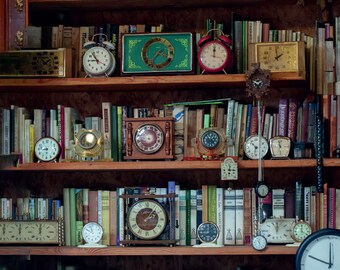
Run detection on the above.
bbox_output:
[124,117,174,160]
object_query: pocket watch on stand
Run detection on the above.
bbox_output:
[82,33,116,77]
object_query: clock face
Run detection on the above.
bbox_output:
[34,137,61,162]
[197,222,219,243]
[201,130,220,149]
[141,37,175,70]
[252,235,267,251]
[83,46,115,77]
[256,43,298,72]
[259,218,295,243]
[198,41,232,73]
[270,136,291,158]
[134,124,164,154]
[127,199,167,240]
[255,181,269,198]
[296,228,340,270]
[244,134,269,160]
[291,221,312,242]
[82,222,104,244]
[32,52,58,75]
[252,77,264,89]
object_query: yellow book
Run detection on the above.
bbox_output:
[101,190,110,246]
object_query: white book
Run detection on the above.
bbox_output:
[216,187,224,246]
[97,190,102,225]
[117,187,125,246]
[190,190,197,246]
[179,190,187,246]
[224,189,236,245]
[33,109,44,145]
[235,189,244,245]
[172,105,185,161]
[272,189,285,218]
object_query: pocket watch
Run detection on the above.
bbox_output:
[270,136,291,159]
[79,222,107,248]
[291,219,312,243]
[248,41,305,75]
[197,127,226,159]
[295,228,340,270]
[255,181,270,198]
[252,235,267,251]
[259,218,295,244]
[194,222,223,247]
[34,136,61,162]
[244,134,269,160]
[197,30,233,74]
[127,199,168,240]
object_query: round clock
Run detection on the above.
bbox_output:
[296,228,340,270]
[194,222,223,247]
[197,33,233,74]
[252,234,267,251]
[255,181,270,198]
[79,222,106,247]
[244,134,269,160]
[83,46,116,77]
[127,199,168,240]
[74,129,103,158]
[34,136,61,162]
[270,136,291,159]
[197,127,226,159]
[201,129,220,149]
[291,220,312,243]
[142,37,175,70]
[134,124,164,154]
[259,218,295,243]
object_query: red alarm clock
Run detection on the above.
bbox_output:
[197,29,234,74]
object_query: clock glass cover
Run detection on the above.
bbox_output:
[197,222,219,243]
[291,220,312,242]
[127,199,167,240]
[134,124,164,154]
[82,222,104,244]
[201,130,220,149]
[244,134,269,160]
[34,137,61,162]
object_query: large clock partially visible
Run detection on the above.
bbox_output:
[124,117,174,160]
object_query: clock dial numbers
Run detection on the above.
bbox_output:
[199,41,228,71]
[252,235,267,251]
[127,199,167,240]
[244,134,269,160]
[201,130,220,149]
[270,136,291,159]
[83,47,111,75]
[82,222,104,244]
[291,220,312,242]
[142,37,175,70]
[34,137,61,162]
[196,222,219,243]
[135,124,164,154]
[259,218,295,243]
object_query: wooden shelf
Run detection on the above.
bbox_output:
[0,73,306,93]
[1,159,316,171]
[0,245,297,256]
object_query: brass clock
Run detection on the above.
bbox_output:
[142,37,175,70]
[74,129,104,159]
[125,117,174,160]
[248,42,305,77]
[0,48,72,77]
[121,33,193,74]
[0,220,64,245]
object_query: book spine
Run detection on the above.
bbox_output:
[278,98,288,137]
[295,181,304,220]
[190,189,197,246]
[272,189,285,218]
[75,189,83,246]
[224,189,236,245]
[69,188,76,246]
[178,190,187,246]
[63,188,71,246]
[102,102,112,160]
[304,186,311,224]
[235,189,244,245]
[101,190,110,245]
[243,187,252,246]
[167,181,176,242]
[196,188,202,244]
[109,190,117,246]
[207,185,217,224]
[216,187,224,246]
[173,105,185,161]
[287,98,298,142]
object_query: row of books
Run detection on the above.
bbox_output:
[0,96,317,162]
[1,181,339,247]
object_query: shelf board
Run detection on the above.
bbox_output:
[0,245,297,256]
[1,159,316,171]
[0,73,306,93]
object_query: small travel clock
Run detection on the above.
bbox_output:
[34,136,61,162]
[291,220,312,243]
[296,228,340,270]
[194,222,223,247]
[78,222,107,248]
[270,136,291,159]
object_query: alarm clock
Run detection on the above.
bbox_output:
[78,222,107,248]
[244,134,269,160]
[82,33,116,77]
[34,136,61,162]
[270,136,291,159]
[197,29,234,74]
[194,222,223,247]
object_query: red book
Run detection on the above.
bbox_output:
[88,190,98,223]
[249,106,258,136]
[278,98,288,136]
[328,187,336,229]
[287,98,298,142]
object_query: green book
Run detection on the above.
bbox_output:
[63,188,71,246]
[69,188,76,246]
[208,185,217,224]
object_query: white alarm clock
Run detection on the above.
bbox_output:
[82,33,116,77]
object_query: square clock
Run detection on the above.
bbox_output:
[121,32,194,75]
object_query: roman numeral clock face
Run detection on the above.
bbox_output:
[127,199,167,240]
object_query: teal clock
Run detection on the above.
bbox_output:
[121,33,193,74]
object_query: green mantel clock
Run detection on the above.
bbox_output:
[121,32,193,75]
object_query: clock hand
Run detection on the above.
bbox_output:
[91,52,105,65]
[329,242,334,268]
[275,53,283,60]
[144,205,158,222]
[308,255,330,265]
